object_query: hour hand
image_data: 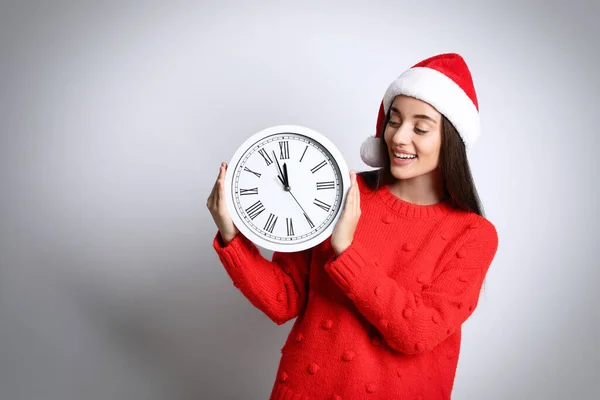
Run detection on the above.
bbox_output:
[272,151,286,187]
[283,163,289,187]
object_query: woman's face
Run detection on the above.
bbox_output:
[383,95,443,181]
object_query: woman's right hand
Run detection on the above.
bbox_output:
[207,162,239,245]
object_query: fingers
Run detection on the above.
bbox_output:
[217,163,227,208]
[331,170,359,256]
[347,169,356,197]
[215,162,227,209]
[345,170,360,215]
[208,162,226,211]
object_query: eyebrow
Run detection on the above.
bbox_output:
[390,107,437,125]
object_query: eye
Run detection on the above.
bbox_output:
[387,120,401,128]
[415,127,428,134]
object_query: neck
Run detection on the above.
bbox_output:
[388,169,445,205]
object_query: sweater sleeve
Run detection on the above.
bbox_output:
[212,231,312,325]
[323,220,498,355]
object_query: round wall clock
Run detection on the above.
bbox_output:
[224,125,350,253]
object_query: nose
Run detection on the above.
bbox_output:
[390,123,412,146]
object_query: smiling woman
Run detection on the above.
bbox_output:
[209,53,499,399]
[360,54,484,216]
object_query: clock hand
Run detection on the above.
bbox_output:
[283,163,289,188]
[277,174,286,187]
[287,189,313,226]
[272,150,287,188]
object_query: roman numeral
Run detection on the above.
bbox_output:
[258,148,273,166]
[286,218,294,236]
[300,145,308,162]
[264,213,278,233]
[243,166,261,178]
[313,199,331,212]
[311,160,327,174]
[279,141,290,159]
[316,181,335,190]
[239,188,258,196]
[245,200,265,220]
[303,212,315,229]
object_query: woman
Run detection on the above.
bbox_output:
[207,53,499,400]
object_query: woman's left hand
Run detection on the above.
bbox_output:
[331,170,361,256]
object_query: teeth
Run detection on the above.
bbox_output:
[394,153,416,159]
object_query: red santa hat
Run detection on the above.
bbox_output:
[360,53,481,167]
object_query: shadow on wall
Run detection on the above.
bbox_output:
[64,256,285,400]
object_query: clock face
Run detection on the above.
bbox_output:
[224,125,350,253]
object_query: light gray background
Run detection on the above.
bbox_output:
[1,1,598,399]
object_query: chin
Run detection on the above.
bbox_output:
[390,167,418,180]
[389,162,436,181]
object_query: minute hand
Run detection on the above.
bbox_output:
[287,189,314,227]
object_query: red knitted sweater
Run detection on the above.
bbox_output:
[213,175,498,399]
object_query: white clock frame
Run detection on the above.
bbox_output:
[224,125,350,253]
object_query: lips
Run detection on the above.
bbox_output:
[391,151,417,166]
[392,157,416,166]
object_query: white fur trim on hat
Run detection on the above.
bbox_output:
[360,136,385,168]
[383,67,480,149]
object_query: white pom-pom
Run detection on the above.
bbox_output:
[360,136,385,168]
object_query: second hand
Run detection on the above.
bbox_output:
[288,190,312,223]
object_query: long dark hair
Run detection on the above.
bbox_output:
[358,114,485,217]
